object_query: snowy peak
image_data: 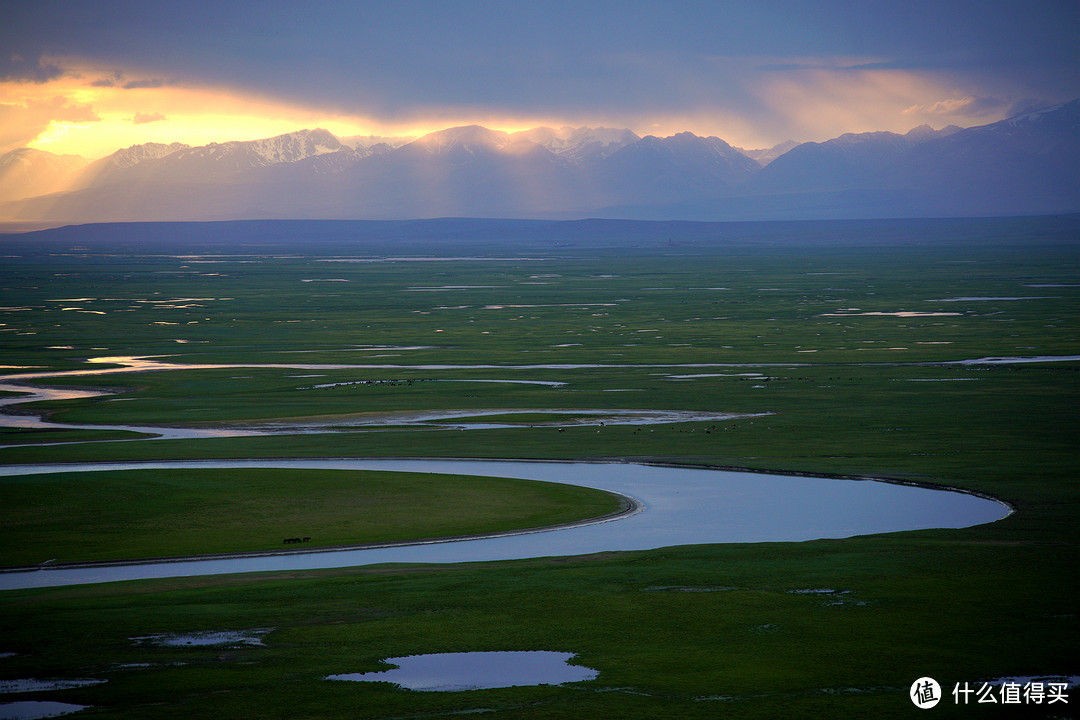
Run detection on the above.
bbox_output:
[244,128,342,164]
[3,102,1075,222]
[69,130,356,189]
[410,125,513,154]
[627,132,760,170]
[571,126,641,147]
[402,124,638,163]
[189,129,343,167]
[99,130,345,175]
[673,132,740,154]
[734,140,800,166]
[339,134,414,156]
[596,130,762,203]
[396,126,569,169]
[905,124,963,142]
[106,142,190,168]
[828,130,907,148]
[1005,98,1079,128]
[513,126,640,162]
[750,99,1080,201]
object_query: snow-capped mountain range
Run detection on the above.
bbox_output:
[2,100,1076,223]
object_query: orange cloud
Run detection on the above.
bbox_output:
[0,67,377,157]
[6,68,586,158]
[131,112,167,124]
[0,95,100,152]
[747,60,997,141]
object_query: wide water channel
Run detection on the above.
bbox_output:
[0,459,1010,591]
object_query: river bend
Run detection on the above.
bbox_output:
[0,458,1010,591]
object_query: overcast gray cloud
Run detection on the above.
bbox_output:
[2,0,1077,148]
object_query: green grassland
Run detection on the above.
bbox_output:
[0,468,625,567]
[0,216,1077,718]
[0,427,150,444]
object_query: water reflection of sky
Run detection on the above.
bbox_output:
[0,700,90,719]
[327,651,598,691]
[0,459,1010,590]
[2,353,1077,442]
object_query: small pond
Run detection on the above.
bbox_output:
[327,651,597,691]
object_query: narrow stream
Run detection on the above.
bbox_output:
[2,353,1075,442]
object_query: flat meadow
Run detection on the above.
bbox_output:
[0,216,1076,718]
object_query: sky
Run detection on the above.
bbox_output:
[2,0,1078,159]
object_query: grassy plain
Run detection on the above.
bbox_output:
[0,216,1077,718]
[0,468,624,567]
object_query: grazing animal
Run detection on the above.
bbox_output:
[283,537,303,544]
[302,537,311,542]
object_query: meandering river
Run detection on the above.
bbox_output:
[0,354,1039,591]
[0,458,1010,591]
[2,353,1076,442]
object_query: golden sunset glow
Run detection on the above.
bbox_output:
[0,44,1058,161]
[633,57,1012,148]
[1,71,364,158]
[753,64,972,141]
[2,66,596,159]
[0,60,947,161]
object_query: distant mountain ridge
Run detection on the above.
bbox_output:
[2,100,1076,222]
[0,148,88,202]
[748,124,966,194]
[733,140,800,167]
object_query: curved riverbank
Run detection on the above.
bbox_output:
[0,458,1010,591]
[0,481,642,574]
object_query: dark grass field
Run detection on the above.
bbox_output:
[0,468,624,568]
[0,216,1077,718]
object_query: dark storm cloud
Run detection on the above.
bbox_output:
[121,79,171,90]
[3,0,1077,125]
[0,54,65,83]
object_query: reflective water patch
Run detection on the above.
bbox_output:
[130,629,272,647]
[0,701,89,719]
[327,651,598,691]
[0,679,103,694]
